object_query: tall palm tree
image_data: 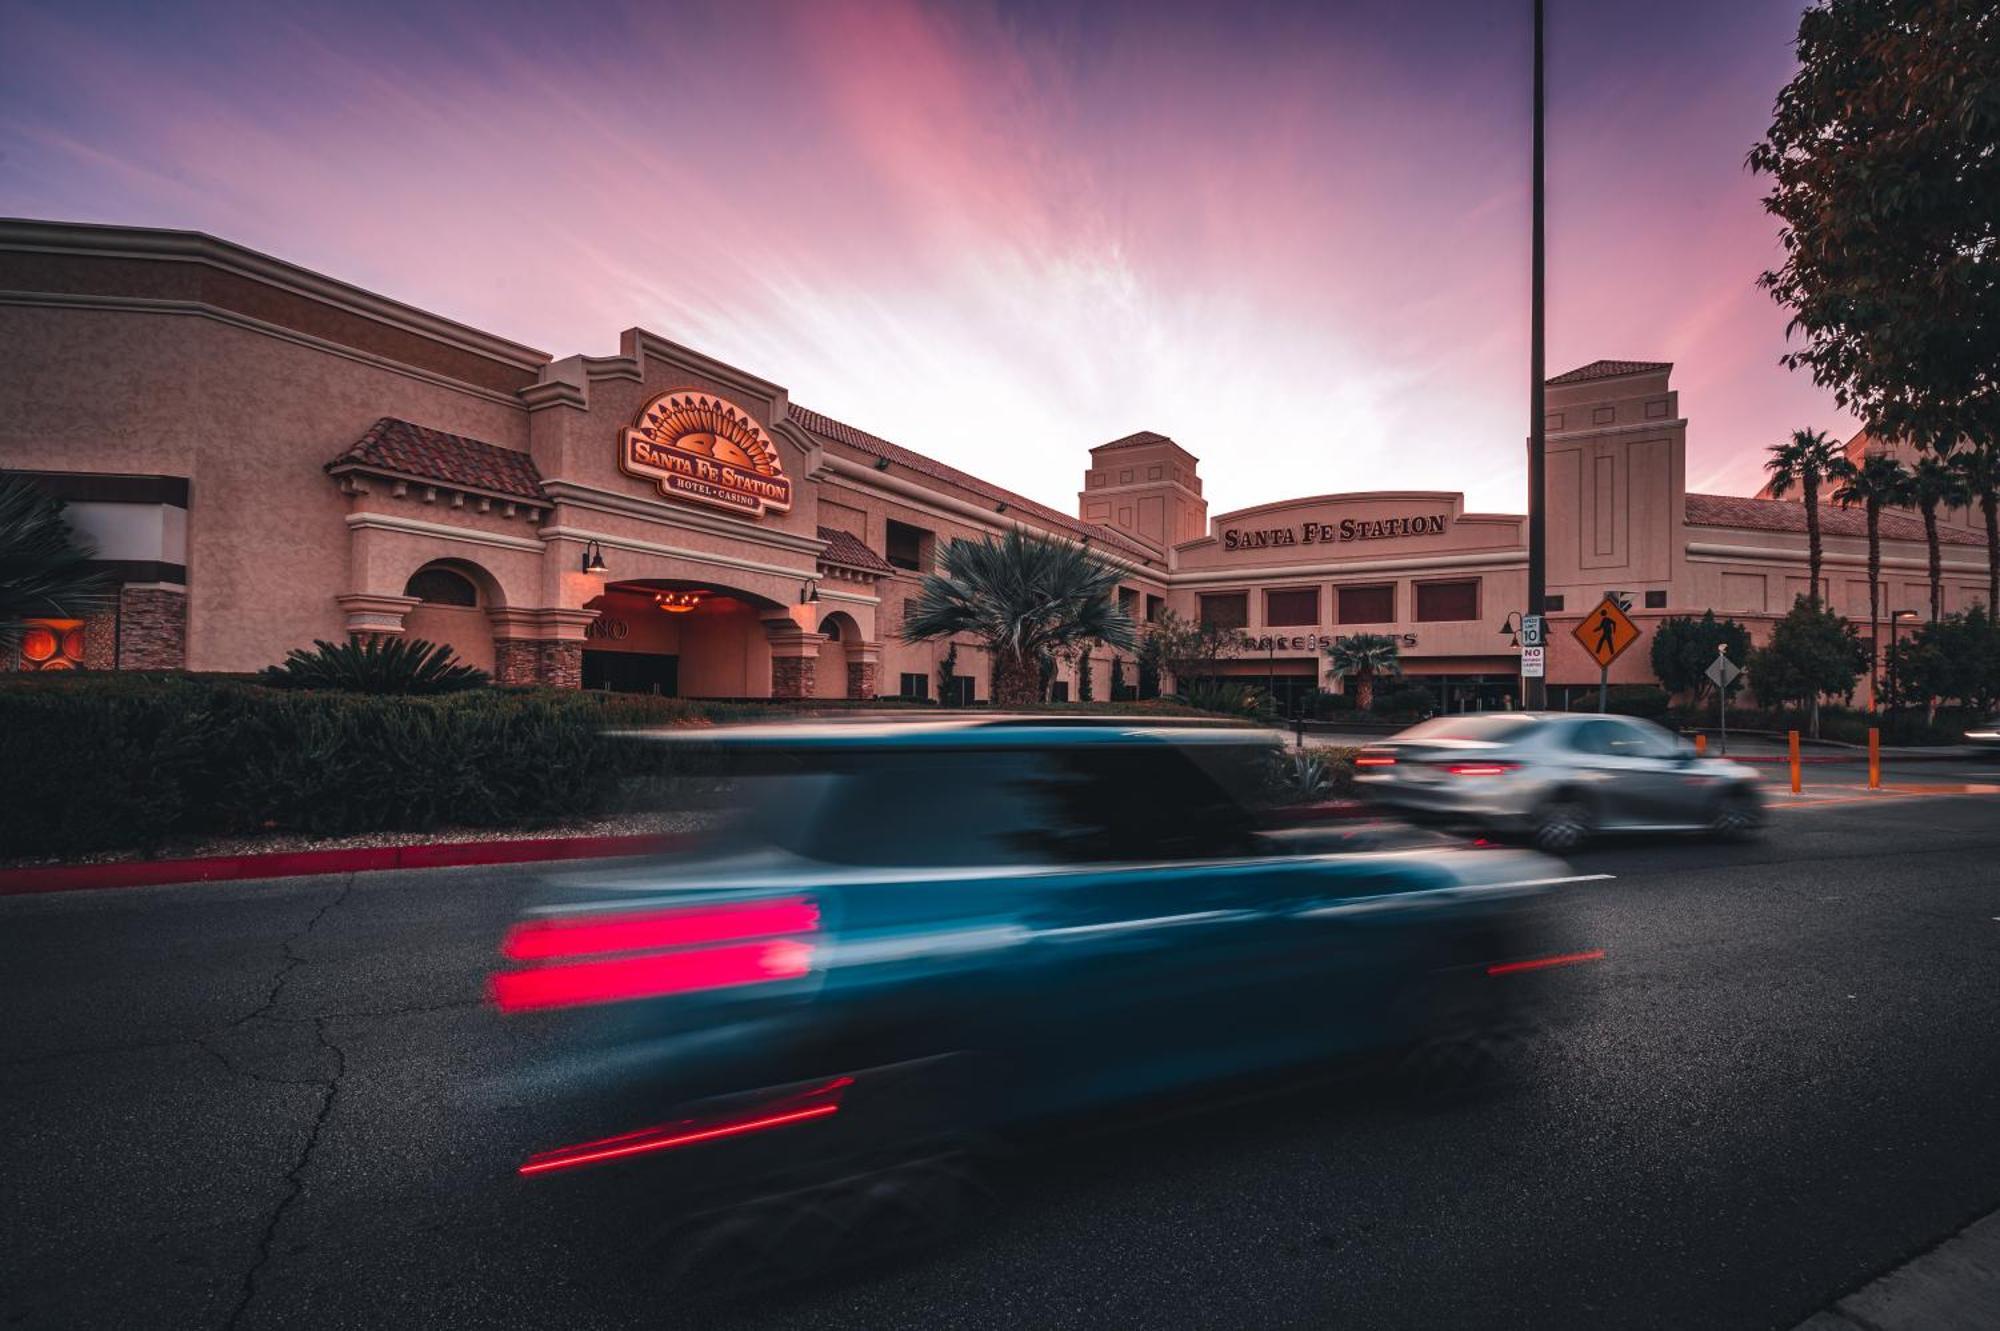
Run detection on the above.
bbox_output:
[1829,451,1911,706]
[902,528,1136,707]
[1909,450,1971,622]
[1763,428,1844,605]
[1948,443,2000,615]
[1323,633,1402,710]
[0,474,112,655]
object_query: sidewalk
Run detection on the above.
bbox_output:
[1796,1207,2000,1331]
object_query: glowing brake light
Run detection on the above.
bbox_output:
[492,897,818,1013]
[1444,761,1519,777]
[1355,751,1397,768]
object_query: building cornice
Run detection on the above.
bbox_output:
[538,524,816,581]
[1172,549,1526,586]
[1685,541,1990,576]
[0,291,526,407]
[0,218,549,371]
[540,480,829,556]
[344,512,545,553]
[1546,419,1688,441]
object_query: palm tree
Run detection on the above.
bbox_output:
[1909,449,1971,622]
[1763,428,1844,605]
[1829,451,1911,706]
[901,528,1136,707]
[1323,633,1402,710]
[0,474,112,655]
[1948,443,2000,615]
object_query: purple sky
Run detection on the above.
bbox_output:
[0,0,1851,516]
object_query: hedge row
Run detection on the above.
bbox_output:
[0,675,767,858]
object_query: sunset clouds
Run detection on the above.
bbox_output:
[0,0,1851,512]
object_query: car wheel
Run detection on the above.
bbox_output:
[1708,789,1760,841]
[1531,795,1592,853]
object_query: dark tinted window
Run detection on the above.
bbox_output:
[1200,593,1248,632]
[1415,580,1479,622]
[1265,587,1319,626]
[1644,589,1667,609]
[886,520,928,571]
[404,567,477,606]
[1571,718,1677,757]
[1015,744,1264,862]
[1337,584,1394,624]
[1399,715,1539,743]
[1545,594,1566,612]
[759,759,1044,867]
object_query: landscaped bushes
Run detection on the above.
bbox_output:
[0,675,764,858]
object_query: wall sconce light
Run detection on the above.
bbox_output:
[995,502,1009,514]
[581,541,609,575]
[800,578,820,604]
[1496,610,1523,648]
[873,457,892,471]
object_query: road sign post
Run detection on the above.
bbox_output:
[1705,647,1741,756]
[1572,596,1642,713]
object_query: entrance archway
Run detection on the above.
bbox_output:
[583,580,787,697]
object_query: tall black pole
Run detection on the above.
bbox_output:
[1525,0,1548,709]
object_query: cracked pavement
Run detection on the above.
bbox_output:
[4,792,2000,1329]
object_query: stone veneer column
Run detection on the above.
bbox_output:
[846,639,883,700]
[492,638,543,686]
[81,608,119,670]
[763,619,824,700]
[539,640,583,690]
[116,586,188,670]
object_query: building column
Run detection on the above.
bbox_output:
[335,591,420,641]
[763,616,824,699]
[117,585,189,670]
[488,607,594,688]
[847,639,882,699]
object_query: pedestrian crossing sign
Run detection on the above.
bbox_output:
[1573,596,1641,669]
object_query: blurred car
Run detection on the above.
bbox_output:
[486,720,1593,1279]
[1966,717,2000,749]
[1352,712,1763,851]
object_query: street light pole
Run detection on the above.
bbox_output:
[1525,0,1548,710]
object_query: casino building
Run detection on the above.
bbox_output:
[3,219,1992,706]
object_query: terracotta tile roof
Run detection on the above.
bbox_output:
[327,418,546,502]
[816,526,894,574]
[1095,430,1173,450]
[788,404,1157,562]
[1548,359,1672,386]
[1685,492,1982,547]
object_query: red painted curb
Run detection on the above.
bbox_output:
[0,832,692,896]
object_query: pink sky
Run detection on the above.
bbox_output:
[0,0,1851,516]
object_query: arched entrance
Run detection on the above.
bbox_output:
[815,611,860,699]
[583,580,792,697]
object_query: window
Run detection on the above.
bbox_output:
[1264,587,1319,627]
[403,567,478,606]
[1644,589,1667,609]
[1146,594,1167,623]
[1337,583,1395,625]
[943,675,975,707]
[1119,587,1140,617]
[898,672,930,700]
[1545,594,1566,612]
[1050,680,1070,702]
[1199,593,1249,632]
[1012,747,1263,863]
[885,520,929,572]
[1415,579,1479,622]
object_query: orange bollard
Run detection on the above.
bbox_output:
[1868,727,1881,790]
[1788,730,1802,794]
[1694,733,1708,756]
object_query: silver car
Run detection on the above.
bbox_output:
[1352,712,1763,852]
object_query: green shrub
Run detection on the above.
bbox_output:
[1370,683,1437,717]
[261,636,489,694]
[0,675,765,858]
[1171,680,1269,717]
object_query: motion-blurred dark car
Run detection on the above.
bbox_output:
[1965,717,2000,750]
[488,720,1593,1279]
[1353,712,1764,851]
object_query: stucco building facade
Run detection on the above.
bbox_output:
[4,221,1989,706]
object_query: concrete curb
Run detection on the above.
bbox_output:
[0,832,692,896]
[1794,1207,2000,1331]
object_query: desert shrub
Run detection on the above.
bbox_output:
[260,636,488,694]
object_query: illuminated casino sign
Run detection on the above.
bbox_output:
[620,391,794,518]
[1223,513,1446,552]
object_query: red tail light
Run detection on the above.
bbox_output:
[492,896,818,1013]
[519,1076,853,1176]
[1355,750,1397,768]
[1486,948,1606,976]
[1444,761,1519,777]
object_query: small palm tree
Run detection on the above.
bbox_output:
[1763,428,1844,605]
[0,474,113,655]
[1948,443,2000,615]
[1910,449,1971,622]
[1323,633,1402,710]
[901,529,1136,707]
[261,636,489,694]
[1830,450,1911,705]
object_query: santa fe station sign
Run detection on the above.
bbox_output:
[1222,513,1448,552]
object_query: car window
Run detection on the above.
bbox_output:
[748,756,1052,867]
[1396,716,1539,744]
[1571,718,1676,758]
[1012,744,1264,864]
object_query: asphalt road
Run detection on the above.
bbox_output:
[5,784,2000,1330]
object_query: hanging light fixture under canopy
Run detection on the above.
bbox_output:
[654,589,707,614]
